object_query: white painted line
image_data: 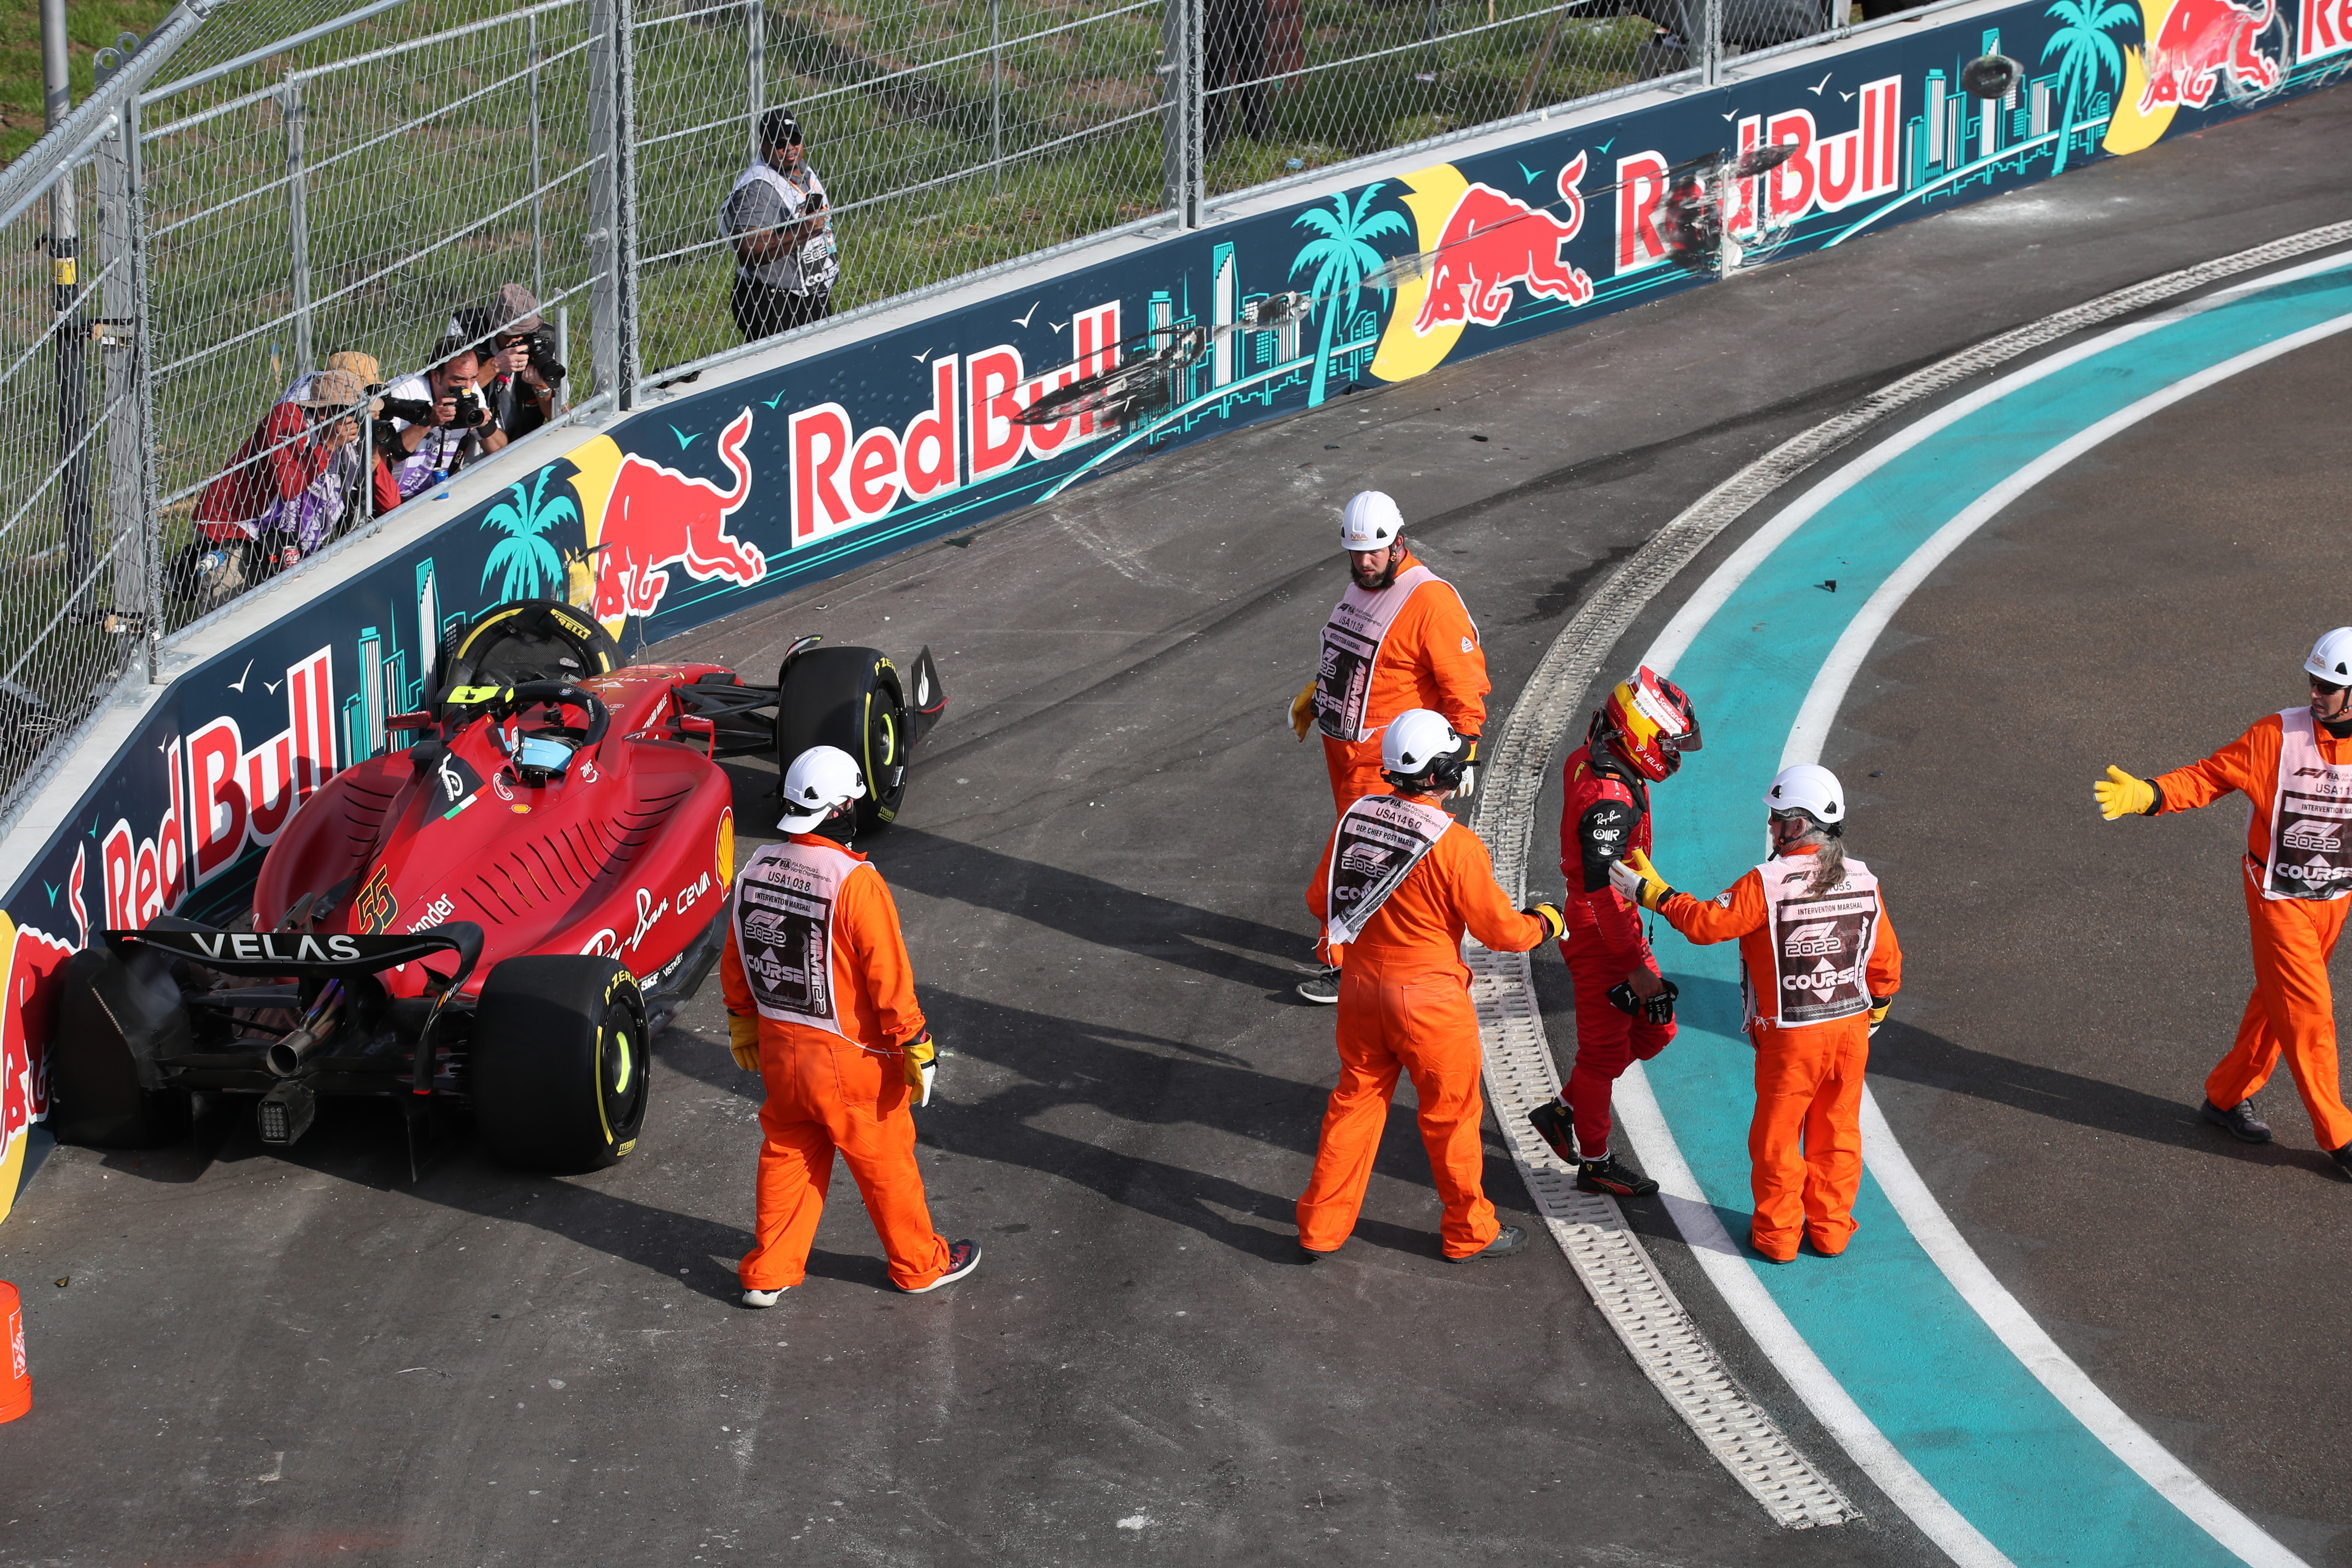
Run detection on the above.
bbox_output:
[1780,303,2352,770]
[1643,247,2352,682]
[1768,314,2352,1568]
[1854,1092,2303,1568]
[1612,1063,2018,1568]
[1467,224,2352,1559]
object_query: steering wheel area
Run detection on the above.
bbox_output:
[448,680,612,784]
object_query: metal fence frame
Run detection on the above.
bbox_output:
[0,0,1875,840]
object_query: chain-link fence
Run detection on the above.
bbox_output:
[0,0,1851,833]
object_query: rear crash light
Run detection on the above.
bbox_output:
[255,1080,317,1148]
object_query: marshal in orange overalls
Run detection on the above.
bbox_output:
[1311,548,1491,814]
[2150,712,2352,1154]
[1297,792,1551,1256]
[1655,847,1903,1261]
[723,833,954,1292]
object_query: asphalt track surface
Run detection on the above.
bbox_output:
[4,86,2350,1568]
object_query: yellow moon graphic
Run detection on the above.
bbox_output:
[555,433,628,635]
[1370,163,1470,385]
[2102,0,2181,156]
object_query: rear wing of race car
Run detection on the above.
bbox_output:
[106,919,485,993]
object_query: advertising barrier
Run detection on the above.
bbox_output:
[0,0,2340,1219]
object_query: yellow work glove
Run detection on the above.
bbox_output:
[902,1029,938,1107]
[1868,998,1891,1037]
[727,1012,760,1071]
[1289,679,1319,742]
[2094,765,2157,820]
[1607,847,1675,912]
[1522,902,1565,942]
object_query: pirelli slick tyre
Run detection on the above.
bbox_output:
[47,947,192,1149]
[437,599,622,717]
[471,956,649,1173]
[775,645,910,834]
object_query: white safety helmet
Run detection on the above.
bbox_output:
[1381,708,1467,788]
[1339,491,1404,553]
[2305,628,2352,686]
[780,744,867,832]
[1763,763,1844,827]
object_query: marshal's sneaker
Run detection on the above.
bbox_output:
[1527,1099,1577,1164]
[899,1239,983,1294]
[1576,1154,1660,1198]
[1446,1225,1526,1263]
[741,1286,788,1308]
[2200,1097,2272,1144]
[1295,966,1341,1004]
[2331,1142,2352,1181]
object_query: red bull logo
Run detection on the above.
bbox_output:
[2138,0,2279,112]
[1412,153,1593,336]
[591,410,766,623]
[2303,0,2352,64]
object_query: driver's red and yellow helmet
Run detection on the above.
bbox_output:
[1597,667,1701,782]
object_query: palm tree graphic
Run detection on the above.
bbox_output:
[480,466,577,601]
[1290,185,1409,409]
[2042,0,2136,174]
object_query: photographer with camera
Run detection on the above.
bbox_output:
[454,283,564,448]
[720,108,837,343]
[375,337,494,503]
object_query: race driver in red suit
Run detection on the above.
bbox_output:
[1526,667,1701,1197]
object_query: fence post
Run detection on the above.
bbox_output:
[1700,0,1722,86]
[96,116,145,635]
[282,70,312,377]
[990,0,1002,172]
[616,0,640,407]
[126,95,162,680]
[747,0,764,165]
[529,12,546,306]
[588,0,621,407]
[1160,0,1200,228]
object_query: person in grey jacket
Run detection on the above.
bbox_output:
[720,108,839,343]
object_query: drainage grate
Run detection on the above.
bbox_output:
[1468,944,1859,1528]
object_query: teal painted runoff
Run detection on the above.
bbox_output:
[1639,261,2352,1567]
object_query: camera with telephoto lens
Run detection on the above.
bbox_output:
[524,324,566,390]
[377,395,434,426]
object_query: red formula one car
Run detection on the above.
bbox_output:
[48,599,944,1173]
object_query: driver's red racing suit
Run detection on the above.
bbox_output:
[1555,741,1675,1159]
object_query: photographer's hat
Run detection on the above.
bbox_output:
[295,368,366,410]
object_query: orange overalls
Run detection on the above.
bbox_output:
[1315,550,1491,814]
[1297,793,1552,1256]
[723,833,953,1292]
[1659,847,1902,1261]
[2153,713,2352,1153]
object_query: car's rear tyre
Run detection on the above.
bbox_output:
[438,599,622,714]
[471,956,649,1173]
[775,645,910,833]
[47,949,192,1149]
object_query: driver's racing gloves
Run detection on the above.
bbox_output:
[902,1029,938,1107]
[728,1011,761,1071]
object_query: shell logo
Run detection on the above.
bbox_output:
[715,807,736,893]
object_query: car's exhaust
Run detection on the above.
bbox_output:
[264,1026,330,1078]
[255,1080,318,1147]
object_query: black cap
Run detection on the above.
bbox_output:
[760,108,804,150]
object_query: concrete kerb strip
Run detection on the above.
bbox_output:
[1461,217,2352,1532]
